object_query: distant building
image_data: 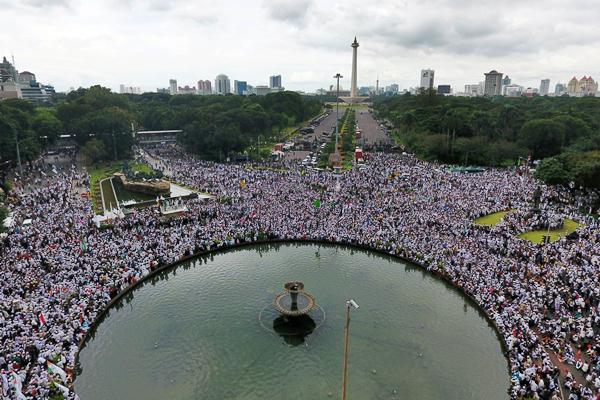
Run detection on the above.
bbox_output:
[420,69,434,90]
[120,84,142,94]
[567,76,598,96]
[214,74,231,95]
[437,85,451,94]
[0,56,18,82]
[0,80,21,100]
[234,80,248,95]
[254,85,271,96]
[554,83,567,96]
[269,75,282,89]
[387,83,399,94]
[157,88,170,94]
[501,75,511,87]
[20,81,55,103]
[539,79,550,96]
[484,70,503,96]
[504,84,524,97]
[523,87,539,98]
[18,71,36,85]
[169,79,178,95]
[464,83,484,97]
[178,85,196,95]
[197,80,212,95]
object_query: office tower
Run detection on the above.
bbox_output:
[269,75,282,89]
[484,70,503,96]
[214,74,231,95]
[420,69,435,90]
[234,80,248,95]
[554,83,567,96]
[437,85,451,94]
[539,79,550,96]
[169,79,178,95]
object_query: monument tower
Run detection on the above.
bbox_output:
[350,37,359,98]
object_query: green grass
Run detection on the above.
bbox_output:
[473,211,511,226]
[518,219,582,244]
[88,162,121,213]
[131,162,153,175]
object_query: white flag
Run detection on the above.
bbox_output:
[47,361,67,382]
[54,381,70,396]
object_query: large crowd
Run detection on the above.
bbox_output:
[0,144,598,400]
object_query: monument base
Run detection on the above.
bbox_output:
[340,96,370,104]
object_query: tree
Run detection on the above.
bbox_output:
[0,206,8,233]
[81,138,107,165]
[519,119,565,159]
[535,157,571,186]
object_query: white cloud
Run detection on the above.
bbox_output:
[1,0,598,93]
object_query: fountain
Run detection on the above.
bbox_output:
[272,281,318,345]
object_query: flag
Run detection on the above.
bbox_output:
[39,312,47,327]
[10,372,26,400]
[313,199,321,209]
[47,361,67,382]
[54,381,70,396]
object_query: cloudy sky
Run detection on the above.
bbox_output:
[1,0,598,93]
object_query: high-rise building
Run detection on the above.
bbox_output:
[420,69,435,90]
[169,79,178,95]
[539,79,550,96]
[214,74,231,95]
[501,75,511,87]
[197,80,212,95]
[269,75,282,89]
[567,76,598,96]
[178,85,196,95]
[504,84,524,97]
[554,83,567,96]
[0,56,18,83]
[234,80,248,95]
[484,70,503,96]
[464,83,484,97]
[120,84,142,94]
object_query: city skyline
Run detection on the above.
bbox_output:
[1,0,600,93]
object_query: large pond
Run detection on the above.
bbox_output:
[76,243,509,400]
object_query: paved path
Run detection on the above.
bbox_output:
[355,110,391,149]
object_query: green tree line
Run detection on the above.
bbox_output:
[0,86,322,165]
[375,92,600,188]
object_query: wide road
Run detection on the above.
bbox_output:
[355,109,391,149]
[284,110,340,161]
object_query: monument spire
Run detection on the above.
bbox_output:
[350,37,359,98]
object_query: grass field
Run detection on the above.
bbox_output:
[473,210,511,226]
[131,162,153,174]
[518,219,582,244]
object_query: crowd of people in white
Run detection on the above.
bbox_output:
[0,145,598,400]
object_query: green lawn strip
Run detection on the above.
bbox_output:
[518,219,582,244]
[473,210,512,226]
[88,162,121,213]
[131,162,153,175]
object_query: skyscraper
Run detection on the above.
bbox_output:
[269,75,282,89]
[197,80,212,95]
[169,79,178,95]
[554,83,567,96]
[420,69,435,90]
[539,79,550,96]
[214,74,231,95]
[234,80,248,95]
[484,70,503,96]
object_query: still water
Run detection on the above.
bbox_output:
[76,243,508,399]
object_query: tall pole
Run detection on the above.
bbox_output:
[334,73,343,153]
[341,303,351,400]
[14,129,23,176]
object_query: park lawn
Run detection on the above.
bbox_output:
[473,210,511,226]
[518,219,582,244]
[131,162,153,175]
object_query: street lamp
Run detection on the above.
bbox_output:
[333,73,343,153]
[341,298,359,400]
